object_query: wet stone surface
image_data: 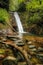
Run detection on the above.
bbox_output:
[0,34,43,65]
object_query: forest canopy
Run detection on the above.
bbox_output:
[26,0,43,23]
[26,0,43,35]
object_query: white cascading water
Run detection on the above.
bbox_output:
[14,12,28,38]
[14,12,24,33]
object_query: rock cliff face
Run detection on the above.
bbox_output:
[28,24,43,35]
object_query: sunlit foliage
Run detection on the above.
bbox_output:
[26,0,43,24]
[9,0,25,11]
[0,8,11,29]
[0,8,10,24]
[25,0,43,35]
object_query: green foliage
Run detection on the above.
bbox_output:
[0,8,10,24]
[26,0,40,11]
[25,0,43,35]
[26,0,43,24]
[0,8,15,31]
[9,0,25,11]
[29,13,42,24]
[0,8,11,29]
[18,2,26,12]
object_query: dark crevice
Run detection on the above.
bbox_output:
[0,0,9,10]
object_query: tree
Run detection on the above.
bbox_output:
[26,0,43,23]
[26,0,43,35]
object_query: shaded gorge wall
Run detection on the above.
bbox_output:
[0,0,9,10]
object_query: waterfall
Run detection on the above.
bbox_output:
[14,12,24,33]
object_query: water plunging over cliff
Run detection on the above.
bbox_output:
[14,12,24,33]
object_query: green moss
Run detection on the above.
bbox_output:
[0,8,10,23]
[0,8,11,29]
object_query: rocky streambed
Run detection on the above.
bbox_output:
[0,33,43,65]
